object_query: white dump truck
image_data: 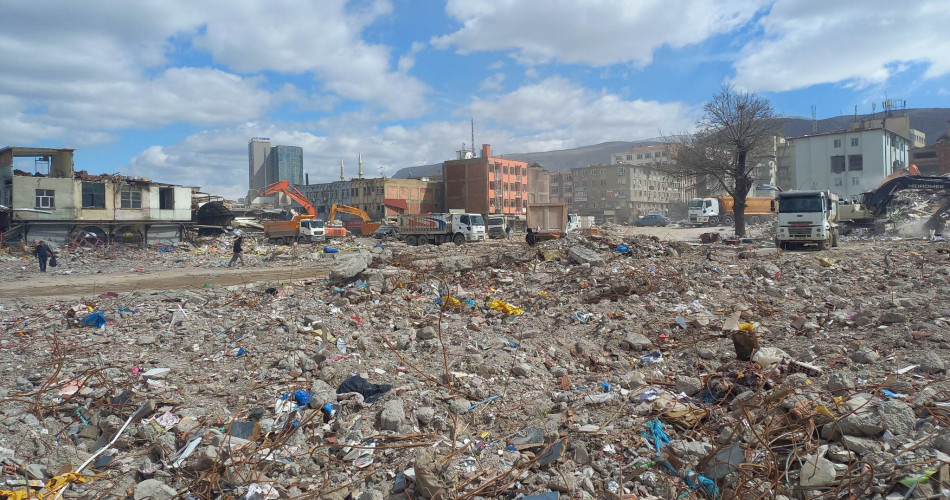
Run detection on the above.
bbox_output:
[774,190,840,250]
[396,213,486,246]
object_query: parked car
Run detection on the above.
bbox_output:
[633,214,671,227]
[372,225,398,239]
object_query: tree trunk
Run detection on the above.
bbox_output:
[734,150,749,237]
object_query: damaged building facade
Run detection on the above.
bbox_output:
[0,147,194,245]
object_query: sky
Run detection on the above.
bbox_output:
[2,0,949,199]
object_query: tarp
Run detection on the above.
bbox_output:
[336,375,392,404]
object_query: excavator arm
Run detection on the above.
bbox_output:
[862,175,950,217]
[261,180,316,217]
[328,203,371,223]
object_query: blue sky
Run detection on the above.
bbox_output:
[2,0,948,199]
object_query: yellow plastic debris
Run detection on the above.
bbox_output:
[0,472,88,500]
[440,296,462,308]
[487,299,524,316]
[737,323,755,332]
[815,405,835,418]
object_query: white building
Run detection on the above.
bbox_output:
[783,126,910,198]
[611,144,671,166]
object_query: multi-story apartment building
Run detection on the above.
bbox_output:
[548,170,574,208]
[570,163,684,223]
[526,163,550,205]
[611,144,672,166]
[442,144,532,215]
[778,124,910,198]
[910,122,950,176]
[295,177,442,221]
[0,146,194,244]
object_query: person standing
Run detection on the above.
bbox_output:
[227,235,245,267]
[505,224,512,239]
[33,240,53,272]
[525,227,537,247]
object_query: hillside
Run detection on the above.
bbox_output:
[392,108,950,177]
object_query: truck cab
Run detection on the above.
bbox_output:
[774,190,839,250]
[486,215,507,239]
[688,198,722,225]
[456,213,486,241]
[299,219,326,241]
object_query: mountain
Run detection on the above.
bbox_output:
[392,108,950,177]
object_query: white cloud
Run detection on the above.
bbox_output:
[480,73,506,90]
[731,0,950,91]
[465,77,696,146]
[193,0,428,117]
[0,0,428,147]
[433,0,768,66]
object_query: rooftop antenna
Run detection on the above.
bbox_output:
[378,164,384,178]
[471,118,475,156]
[358,152,363,179]
[340,156,345,181]
[811,105,818,134]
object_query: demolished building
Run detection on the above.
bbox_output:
[0,146,198,245]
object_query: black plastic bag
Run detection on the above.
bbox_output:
[49,254,58,267]
[336,375,392,404]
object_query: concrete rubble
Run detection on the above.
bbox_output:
[1,226,949,499]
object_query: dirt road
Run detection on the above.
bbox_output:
[0,263,330,300]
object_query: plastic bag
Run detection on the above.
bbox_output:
[49,254,58,267]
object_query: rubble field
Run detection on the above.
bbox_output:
[1,227,949,500]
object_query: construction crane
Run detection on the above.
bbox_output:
[328,203,383,235]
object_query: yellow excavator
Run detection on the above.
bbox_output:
[328,203,383,236]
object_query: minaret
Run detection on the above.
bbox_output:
[340,157,345,181]
[358,152,363,179]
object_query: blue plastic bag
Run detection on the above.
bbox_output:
[82,311,106,328]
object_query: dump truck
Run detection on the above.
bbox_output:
[526,203,570,239]
[687,196,777,226]
[396,213,486,246]
[773,190,839,250]
[257,180,325,244]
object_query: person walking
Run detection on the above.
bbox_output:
[505,224,512,239]
[33,240,53,272]
[227,235,245,267]
[525,227,537,247]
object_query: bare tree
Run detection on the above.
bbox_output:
[663,86,783,236]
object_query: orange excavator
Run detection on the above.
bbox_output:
[258,180,345,243]
[328,203,382,235]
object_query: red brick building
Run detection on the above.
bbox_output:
[443,144,530,215]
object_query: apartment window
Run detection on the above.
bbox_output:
[833,139,842,148]
[488,164,494,172]
[848,154,863,171]
[618,167,626,175]
[852,177,860,186]
[159,187,175,209]
[830,156,846,174]
[834,178,842,187]
[120,187,142,209]
[490,198,495,207]
[851,138,859,147]
[662,152,668,157]
[503,166,508,174]
[614,156,622,163]
[82,182,106,208]
[626,155,632,161]
[35,189,55,208]
[636,154,643,159]
[644,153,652,159]
[504,199,509,207]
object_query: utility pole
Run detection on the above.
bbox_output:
[340,157,345,181]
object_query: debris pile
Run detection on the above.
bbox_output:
[1,229,949,499]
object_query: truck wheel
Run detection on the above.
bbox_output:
[405,235,418,246]
[831,229,839,248]
[708,217,719,226]
[723,215,734,225]
[453,233,465,245]
[417,236,428,246]
[818,238,831,251]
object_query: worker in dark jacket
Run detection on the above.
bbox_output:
[525,227,537,247]
[33,241,53,272]
[227,235,245,267]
